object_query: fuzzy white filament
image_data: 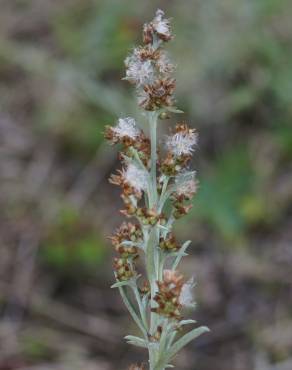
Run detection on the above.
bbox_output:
[113,117,140,139]
[175,171,197,196]
[166,130,198,156]
[125,51,155,86]
[124,163,149,192]
[179,277,196,308]
[153,9,171,38]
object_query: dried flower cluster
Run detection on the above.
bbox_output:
[124,9,175,111]
[104,9,208,370]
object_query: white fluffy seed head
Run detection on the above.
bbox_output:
[175,171,198,196]
[166,130,198,156]
[113,117,140,139]
[125,51,155,86]
[179,277,196,308]
[123,163,148,192]
[153,9,171,38]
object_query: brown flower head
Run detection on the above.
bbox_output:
[143,9,172,44]
[138,78,176,111]
[152,270,184,319]
[172,202,193,219]
[159,233,180,252]
[110,222,142,257]
[114,257,136,281]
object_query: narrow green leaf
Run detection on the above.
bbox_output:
[111,274,141,288]
[129,147,148,171]
[125,335,148,348]
[124,335,145,341]
[157,224,169,231]
[118,285,147,336]
[167,251,188,258]
[171,240,191,271]
[127,341,148,348]
[166,107,184,114]
[142,293,149,311]
[179,319,197,326]
[120,241,137,246]
[111,280,131,288]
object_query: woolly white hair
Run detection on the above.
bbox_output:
[112,117,140,139]
[166,130,198,156]
[179,277,196,308]
[124,163,149,192]
[153,9,171,38]
[125,50,155,86]
[175,171,197,196]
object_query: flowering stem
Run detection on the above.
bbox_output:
[105,9,209,370]
[147,111,161,370]
[149,111,158,207]
[147,110,160,336]
[148,227,159,333]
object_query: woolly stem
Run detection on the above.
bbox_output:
[149,111,158,207]
[147,111,162,370]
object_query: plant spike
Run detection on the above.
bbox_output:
[104,9,209,370]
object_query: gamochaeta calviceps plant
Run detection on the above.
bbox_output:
[104,9,209,370]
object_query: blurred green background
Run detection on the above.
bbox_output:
[0,0,292,369]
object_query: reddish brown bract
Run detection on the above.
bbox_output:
[152,270,184,319]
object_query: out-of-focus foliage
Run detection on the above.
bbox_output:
[0,0,292,369]
[42,206,107,270]
[195,146,254,241]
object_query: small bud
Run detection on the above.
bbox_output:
[114,258,136,281]
[159,233,180,252]
[173,203,193,219]
[139,280,150,295]
[159,111,171,120]
[136,207,161,226]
